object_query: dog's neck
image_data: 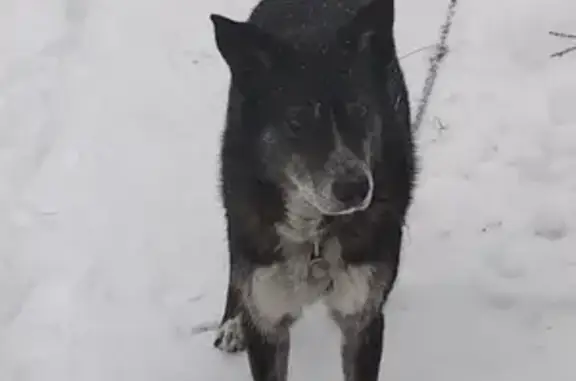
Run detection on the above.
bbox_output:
[275,190,326,256]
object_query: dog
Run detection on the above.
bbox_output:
[209,0,416,380]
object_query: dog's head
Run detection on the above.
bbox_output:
[211,0,396,216]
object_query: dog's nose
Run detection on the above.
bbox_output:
[332,176,370,206]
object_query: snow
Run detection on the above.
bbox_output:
[1,0,575,380]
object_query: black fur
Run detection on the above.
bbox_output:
[210,0,416,380]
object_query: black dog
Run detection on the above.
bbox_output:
[210,0,416,380]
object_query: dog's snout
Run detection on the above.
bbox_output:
[332,176,370,206]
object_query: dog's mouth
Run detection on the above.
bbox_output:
[292,173,374,217]
[283,150,375,216]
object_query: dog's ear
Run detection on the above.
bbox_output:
[210,14,289,87]
[336,0,395,57]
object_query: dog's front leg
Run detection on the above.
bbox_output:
[243,315,290,381]
[240,263,298,381]
[214,265,247,352]
[242,259,332,381]
[339,311,385,381]
[325,261,393,381]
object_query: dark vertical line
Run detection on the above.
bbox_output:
[413,0,460,132]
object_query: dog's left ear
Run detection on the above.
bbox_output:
[337,0,395,57]
[210,14,291,89]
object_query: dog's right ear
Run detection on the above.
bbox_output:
[336,0,395,58]
[210,14,288,87]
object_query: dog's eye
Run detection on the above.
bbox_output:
[287,119,303,133]
[346,102,368,117]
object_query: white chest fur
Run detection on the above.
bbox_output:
[243,194,375,333]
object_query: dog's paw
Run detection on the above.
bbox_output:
[213,315,246,353]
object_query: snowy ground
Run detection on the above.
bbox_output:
[1,0,576,380]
